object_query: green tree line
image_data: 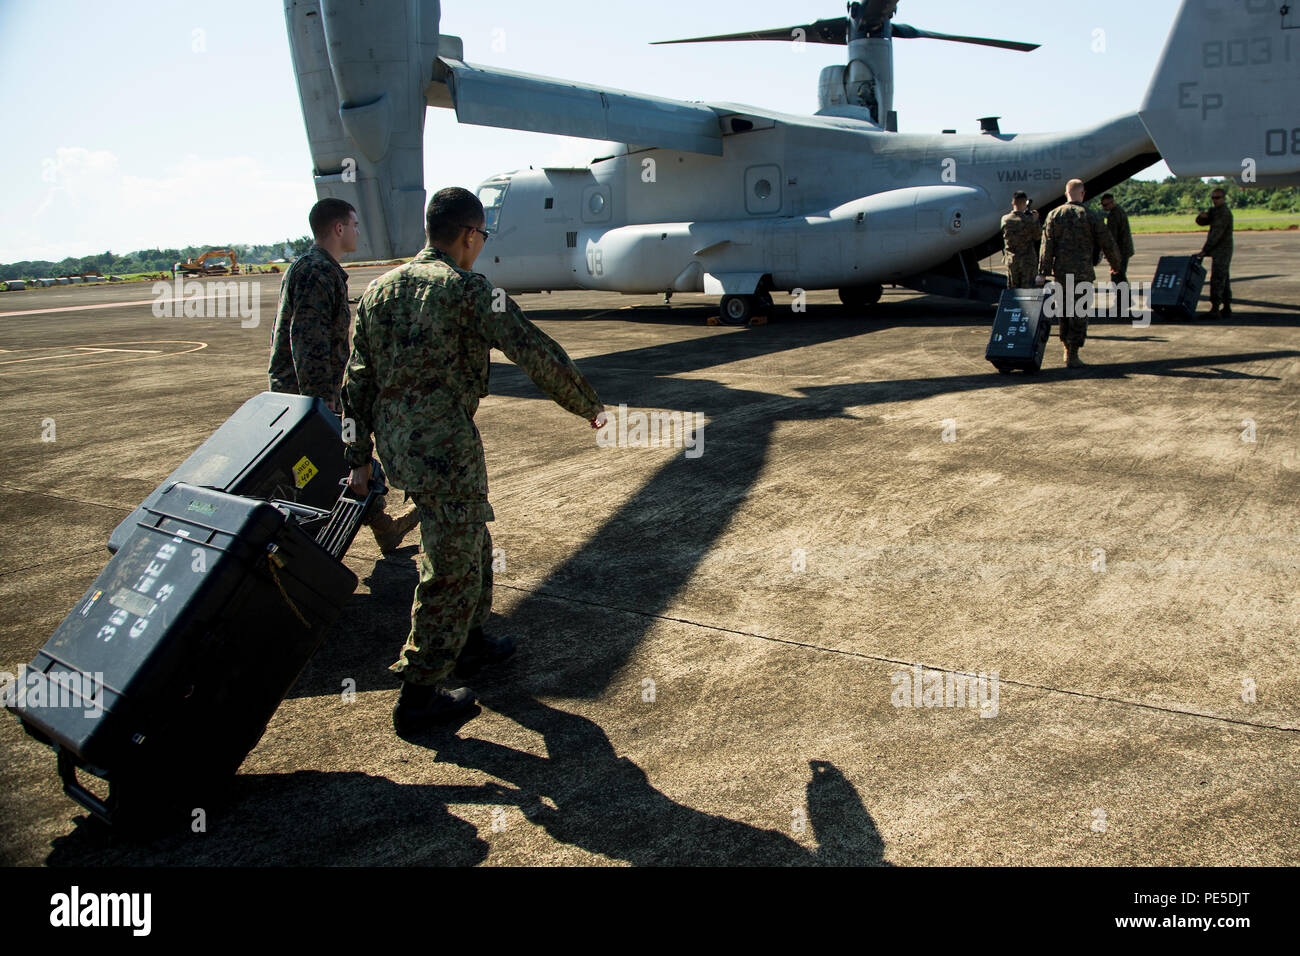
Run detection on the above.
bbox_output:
[1102,177,1299,216]
[1,237,315,282]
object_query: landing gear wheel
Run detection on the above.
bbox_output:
[719,295,756,326]
[839,284,884,312]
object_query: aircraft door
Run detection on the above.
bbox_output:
[745,165,782,215]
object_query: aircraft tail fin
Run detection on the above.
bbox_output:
[1139,0,1300,184]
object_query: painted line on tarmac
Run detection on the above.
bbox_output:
[0,346,163,366]
[0,340,207,376]
[0,293,253,318]
[498,581,1300,734]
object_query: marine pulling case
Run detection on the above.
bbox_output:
[10,481,368,826]
[986,289,1052,374]
[108,392,347,553]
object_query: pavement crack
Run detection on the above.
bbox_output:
[498,582,1300,734]
[0,546,105,577]
[10,486,129,514]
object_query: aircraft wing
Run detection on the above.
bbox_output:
[427,57,725,156]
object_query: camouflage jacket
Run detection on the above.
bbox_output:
[1039,202,1121,282]
[1201,205,1234,258]
[341,246,604,501]
[1106,205,1136,258]
[1000,210,1042,259]
[267,245,351,407]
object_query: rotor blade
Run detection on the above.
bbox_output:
[652,18,848,46]
[892,23,1039,52]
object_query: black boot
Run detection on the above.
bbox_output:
[393,681,476,736]
[454,627,517,678]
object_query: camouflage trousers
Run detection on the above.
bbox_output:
[1208,254,1233,309]
[1051,273,1090,348]
[1006,256,1038,290]
[390,497,495,686]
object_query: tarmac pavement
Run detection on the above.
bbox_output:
[1,233,1297,865]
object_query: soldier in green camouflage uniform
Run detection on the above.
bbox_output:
[268,199,421,552]
[1100,193,1135,285]
[1000,192,1042,290]
[1038,179,1121,368]
[341,187,606,732]
[268,232,351,409]
[1199,188,1234,319]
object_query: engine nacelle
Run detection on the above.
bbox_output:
[572,185,989,295]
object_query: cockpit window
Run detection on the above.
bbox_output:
[478,183,509,232]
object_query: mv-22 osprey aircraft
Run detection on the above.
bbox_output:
[285,0,1300,325]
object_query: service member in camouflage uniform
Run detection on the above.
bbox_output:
[1000,191,1042,290]
[268,198,420,552]
[1100,193,1135,285]
[1037,179,1121,369]
[341,188,607,733]
[1199,188,1234,319]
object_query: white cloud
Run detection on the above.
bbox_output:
[4,146,316,262]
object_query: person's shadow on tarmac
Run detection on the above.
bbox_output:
[408,690,892,866]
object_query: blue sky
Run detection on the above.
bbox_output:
[0,0,1183,262]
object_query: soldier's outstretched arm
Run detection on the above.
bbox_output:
[468,278,605,423]
[341,297,379,469]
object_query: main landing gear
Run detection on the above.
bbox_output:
[838,284,884,312]
[717,291,773,326]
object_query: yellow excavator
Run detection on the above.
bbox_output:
[173,249,240,276]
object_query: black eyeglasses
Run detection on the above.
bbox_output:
[461,224,492,241]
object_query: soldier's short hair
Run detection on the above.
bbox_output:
[427,188,486,244]
[1101,193,1115,203]
[1066,179,1085,193]
[1013,191,1029,202]
[309,198,356,239]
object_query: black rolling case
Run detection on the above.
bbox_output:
[7,477,381,827]
[108,392,347,553]
[987,289,1051,374]
[1151,255,1206,322]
